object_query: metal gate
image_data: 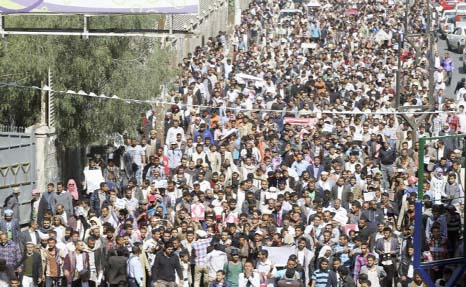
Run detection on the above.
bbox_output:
[0,126,35,224]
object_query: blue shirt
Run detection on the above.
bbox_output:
[333,243,354,267]
[312,269,330,287]
[127,255,144,286]
[291,160,310,176]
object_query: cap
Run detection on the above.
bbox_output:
[408,176,418,184]
[454,149,462,154]
[255,230,264,235]
[269,187,278,192]
[230,249,240,256]
[12,187,20,193]
[321,171,329,176]
[446,205,456,211]
[139,199,148,205]
[39,233,49,240]
[148,194,156,202]
[3,209,13,216]
[196,230,208,238]
[25,241,35,246]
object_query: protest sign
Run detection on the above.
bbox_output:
[84,169,105,195]
[191,203,206,221]
[262,246,295,267]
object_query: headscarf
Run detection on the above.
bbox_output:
[67,179,79,201]
[318,245,333,259]
[434,167,444,180]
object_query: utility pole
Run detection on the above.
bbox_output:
[153,85,168,144]
[395,0,436,144]
[47,67,55,128]
[40,81,47,126]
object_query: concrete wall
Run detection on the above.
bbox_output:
[171,0,230,60]
[0,124,58,224]
[34,125,60,194]
[168,0,253,61]
[0,129,35,224]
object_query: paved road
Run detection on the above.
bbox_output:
[437,36,464,99]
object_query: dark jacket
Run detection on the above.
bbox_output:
[379,147,397,165]
[209,280,232,287]
[0,218,20,241]
[398,255,413,279]
[89,190,109,216]
[330,184,351,203]
[18,229,40,250]
[18,252,42,284]
[152,251,183,282]
[92,246,106,275]
[339,275,356,287]
[105,255,128,286]
[374,236,400,266]
[37,191,56,224]
[307,164,325,180]
[3,194,20,220]
[63,251,90,284]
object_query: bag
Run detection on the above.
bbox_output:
[79,269,91,282]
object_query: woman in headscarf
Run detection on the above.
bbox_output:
[316,245,334,269]
[66,179,79,205]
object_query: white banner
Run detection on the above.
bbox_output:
[262,246,295,267]
[84,169,105,195]
[0,0,199,14]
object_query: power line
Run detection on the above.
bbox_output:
[0,81,446,115]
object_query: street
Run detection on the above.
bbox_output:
[438,36,464,98]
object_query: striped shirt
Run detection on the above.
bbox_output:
[312,269,330,287]
[354,253,373,281]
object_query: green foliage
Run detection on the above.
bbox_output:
[0,15,175,147]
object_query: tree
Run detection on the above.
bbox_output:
[0,15,176,147]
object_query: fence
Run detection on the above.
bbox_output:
[0,128,35,224]
[164,0,253,60]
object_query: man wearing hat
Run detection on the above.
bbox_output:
[0,209,20,241]
[3,187,20,222]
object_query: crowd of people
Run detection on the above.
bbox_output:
[1,0,466,286]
